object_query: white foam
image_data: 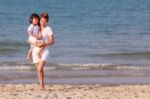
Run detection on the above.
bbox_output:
[0,65,33,70]
[58,63,115,67]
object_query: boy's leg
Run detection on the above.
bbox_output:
[27,48,33,62]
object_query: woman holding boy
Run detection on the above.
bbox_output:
[28,12,54,90]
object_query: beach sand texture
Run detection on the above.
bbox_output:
[0,84,150,99]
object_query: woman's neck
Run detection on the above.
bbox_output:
[41,25,46,30]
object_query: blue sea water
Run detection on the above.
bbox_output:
[1,0,150,84]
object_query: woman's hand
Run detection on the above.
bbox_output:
[35,41,45,47]
[35,34,54,47]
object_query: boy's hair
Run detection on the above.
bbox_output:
[29,13,40,24]
[40,12,49,22]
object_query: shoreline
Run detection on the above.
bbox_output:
[1,69,150,85]
[1,84,150,99]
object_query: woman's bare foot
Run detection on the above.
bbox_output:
[39,87,46,91]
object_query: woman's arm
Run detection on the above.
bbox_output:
[35,35,54,47]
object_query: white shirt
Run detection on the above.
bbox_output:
[41,26,54,49]
[41,26,53,42]
[27,24,40,44]
[28,24,39,35]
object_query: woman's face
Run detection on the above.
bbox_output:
[40,18,47,27]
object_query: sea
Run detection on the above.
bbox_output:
[0,0,150,85]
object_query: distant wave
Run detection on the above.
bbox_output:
[0,42,27,54]
[104,52,150,56]
[0,41,26,47]
[89,51,150,58]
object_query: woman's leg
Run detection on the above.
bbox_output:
[36,60,46,90]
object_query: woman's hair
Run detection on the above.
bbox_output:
[40,12,49,22]
[29,13,40,24]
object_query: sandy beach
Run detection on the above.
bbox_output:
[0,84,150,99]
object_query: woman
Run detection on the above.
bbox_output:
[32,12,54,90]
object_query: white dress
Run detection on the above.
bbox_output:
[32,26,54,64]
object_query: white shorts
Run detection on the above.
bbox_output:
[32,47,49,64]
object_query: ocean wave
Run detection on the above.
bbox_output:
[0,62,150,70]
[0,41,26,47]
[57,63,150,70]
[0,65,34,70]
[91,51,150,56]
[104,52,150,56]
[0,42,27,54]
[88,51,150,60]
[0,65,56,70]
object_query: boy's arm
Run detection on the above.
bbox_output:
[28,31,38,38]
[27,39,37,46]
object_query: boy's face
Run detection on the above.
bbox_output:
[40,18,47,27]
[32,18,39,25]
